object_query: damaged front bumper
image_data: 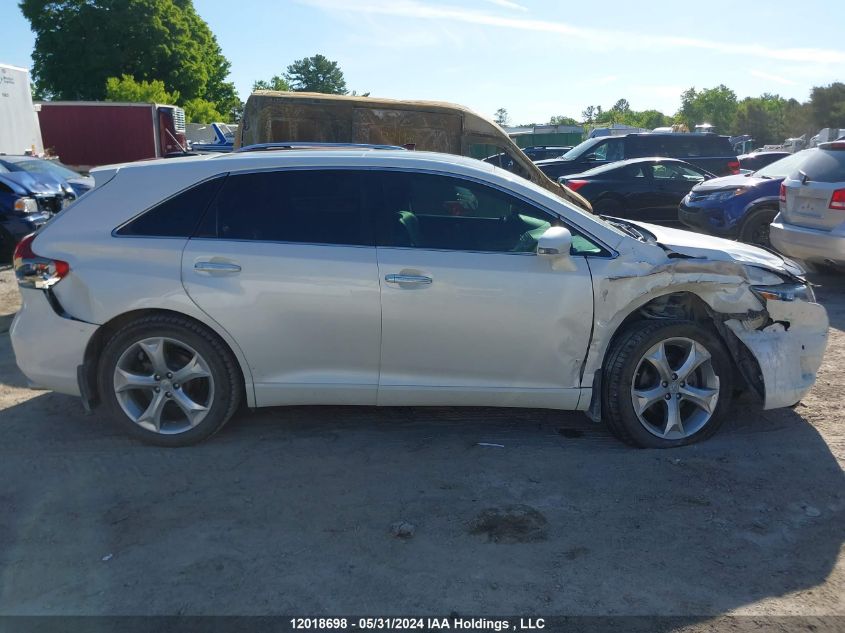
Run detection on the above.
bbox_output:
[725,298,829,409]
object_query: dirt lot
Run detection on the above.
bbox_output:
[0,265,843,621]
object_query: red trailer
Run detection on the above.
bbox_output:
[37,101,187,171]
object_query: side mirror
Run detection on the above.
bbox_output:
[584,153,599,161]
[537,226,572,258]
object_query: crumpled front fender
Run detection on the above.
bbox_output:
[725,299,829,409]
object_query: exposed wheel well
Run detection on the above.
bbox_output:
[80,308,245,409]
[586,291,763,421]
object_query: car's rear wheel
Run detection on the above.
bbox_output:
[98,315,242,446]
[602,320,732,448]
[739,207,777,248]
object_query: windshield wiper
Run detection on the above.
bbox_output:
[604,217,648,242]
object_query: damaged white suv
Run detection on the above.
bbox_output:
[11,149,828,448]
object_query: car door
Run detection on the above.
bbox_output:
[373,170,596,409]
[649,161,707,224]
[181,168,382,407]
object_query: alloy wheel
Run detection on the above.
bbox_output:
[113,337,214,435]
[630,337,720,440]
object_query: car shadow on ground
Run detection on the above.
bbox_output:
[0,388,842,619]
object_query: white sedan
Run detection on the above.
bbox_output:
[10,148,828,448]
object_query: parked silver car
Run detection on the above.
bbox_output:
[10,148,828,448]
[771,141,845,267]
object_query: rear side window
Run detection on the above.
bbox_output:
[791,149,845,183]
[116,177,224,237]
[198,169,375,245]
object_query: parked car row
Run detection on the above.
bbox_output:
[536,133,740,180]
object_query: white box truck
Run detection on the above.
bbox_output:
[0,63,44,156]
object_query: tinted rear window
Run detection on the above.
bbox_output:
[628,135,733,158]
[791,148,845,183]
[116,177,225,237]
[198,169,375,246]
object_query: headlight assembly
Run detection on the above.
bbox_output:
[752,283,815,303]
[700,188,747,202]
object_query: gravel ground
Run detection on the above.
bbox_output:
[0,265,842,621]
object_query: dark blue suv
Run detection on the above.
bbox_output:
[0,156,93,260]
[678,150,811,247]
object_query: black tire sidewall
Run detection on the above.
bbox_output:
[603,321,733,449]
[97,318,240,447]
[739,207,776,246]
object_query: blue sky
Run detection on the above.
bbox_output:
[2,0,843,124]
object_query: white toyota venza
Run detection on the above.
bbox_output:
[11,148,829,448]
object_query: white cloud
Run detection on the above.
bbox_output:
[480,0,528,11]
[299,0,845,64]
[749,68,797,86]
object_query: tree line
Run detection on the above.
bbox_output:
[496,83,845,146]
[19,0,349,123]
[19,0,844,136]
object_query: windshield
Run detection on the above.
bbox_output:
[560,138,603,160]
[754,149,813,179]
[0,157,81,180]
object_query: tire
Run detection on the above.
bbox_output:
[0,229,15,264]
[602,320,733,448]
[738,207,777,248]
[97,314,242,446]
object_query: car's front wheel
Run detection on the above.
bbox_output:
[602,320,733,448]
[98,315,242,446]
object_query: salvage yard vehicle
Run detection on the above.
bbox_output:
[237,91,591,212]
[37,101,188,172]
[537,133,740,181]
[679,150,813,248]
[0,155,87,260]
[559,157,714,224]
[11,148,828,448]
[771,141,845,267]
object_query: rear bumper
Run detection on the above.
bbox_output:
[726,299,828,409]
[770,216,845,265]
[10,289,98,396]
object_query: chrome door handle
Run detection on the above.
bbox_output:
[385,274,432,285]
[194,261,241,273]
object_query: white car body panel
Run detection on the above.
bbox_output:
[182,240,381,407]
[376,246,592,409]
[9,149,829,422]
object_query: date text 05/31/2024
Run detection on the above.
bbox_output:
[289,618,546,630]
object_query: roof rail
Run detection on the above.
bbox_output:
[235,142,408,153]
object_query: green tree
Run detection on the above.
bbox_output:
[105,74,180,104]
[182,98,223,123]
[494,108,510,126]
[677,85,738,133]
[284,54,347,94]
[20,0,238,117]
[548,115,578,126]
[809,82,845,129]
[611,98,630,114]
[253,75,291,92]
[581,105,598,124]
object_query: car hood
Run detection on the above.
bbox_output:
[692,173,767,192]
[631,221,805,277]
[0,170,66,195]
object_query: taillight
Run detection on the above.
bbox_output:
[830,188,845,211]
[13,233,70,289]
[728,160,740,175]
[779,183,786,203]
[564,179,589,192]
